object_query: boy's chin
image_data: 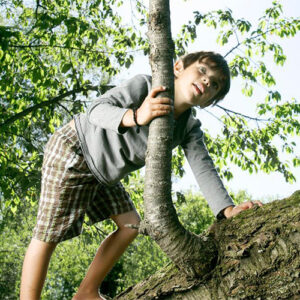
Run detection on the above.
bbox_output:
[198,102,210,109]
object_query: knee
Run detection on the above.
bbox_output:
[114,211,141,239]
[120,217,140,239]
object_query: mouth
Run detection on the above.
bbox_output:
[192,82,204,95]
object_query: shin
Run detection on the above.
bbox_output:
[20,238,57,300]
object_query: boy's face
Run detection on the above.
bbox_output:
[174,58,223,108]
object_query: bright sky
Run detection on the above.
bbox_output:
[121,0,300,200]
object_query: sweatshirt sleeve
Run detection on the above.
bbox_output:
[181,121,234,217]
[87,74,151,133]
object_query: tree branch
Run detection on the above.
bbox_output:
[8,43,147,54]
[35,0,40,19]
[216,104,273,122]
[0,85,98,129]
[57,102,72,116]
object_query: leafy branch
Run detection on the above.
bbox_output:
[7,43,148,54]
[224,25,285,58]
[0,85,98,129]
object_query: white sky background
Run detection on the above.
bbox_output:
[119,0,300,200]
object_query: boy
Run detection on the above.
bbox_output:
[20,51,261,300]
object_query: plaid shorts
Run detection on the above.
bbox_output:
[33,123,136,243]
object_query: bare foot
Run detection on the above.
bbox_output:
[72,293,106,300]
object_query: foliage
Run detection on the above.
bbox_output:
[1,1,299,216]
[175,1,300,182]
[174,190,214,234]
[0,0,147,212]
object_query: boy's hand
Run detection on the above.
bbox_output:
[223,201,263,218]
[136,86,173,126]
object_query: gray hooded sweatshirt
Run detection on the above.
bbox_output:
[74,74,234,216]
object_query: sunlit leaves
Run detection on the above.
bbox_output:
[174,21,197,57]
[188,0,298,91]
[185,1,299,185]
[206,96,299,183]
[172,146,185,178]
[0,0,146,212]
[0,0,299,215]
[265,0,283,20]
[236,19,251,33]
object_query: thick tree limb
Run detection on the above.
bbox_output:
[115,191,300,299]
[144,0,217,279]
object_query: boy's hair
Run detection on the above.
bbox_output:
[180,51,231,104]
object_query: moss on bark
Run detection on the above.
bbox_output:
[115,191,300,299]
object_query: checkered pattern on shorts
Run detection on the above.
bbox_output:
[33,123,136,243]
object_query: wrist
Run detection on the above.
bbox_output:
[223,205,234,218]
[132,107,141,133]
[120,109,135,128]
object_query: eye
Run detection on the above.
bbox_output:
[199,66,206,74]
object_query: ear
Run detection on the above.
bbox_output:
[174,60,184,77]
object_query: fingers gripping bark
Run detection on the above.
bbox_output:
[227,201,264,218]
[136,86,173,126]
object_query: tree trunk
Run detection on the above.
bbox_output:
[143,0,217,279]
[116,190,300,299]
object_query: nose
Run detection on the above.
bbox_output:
[202,75,210,87]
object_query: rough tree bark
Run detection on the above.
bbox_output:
[142,0,217,279]
[116,191,300,299]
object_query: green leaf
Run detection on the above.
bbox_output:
[62,63,72,73]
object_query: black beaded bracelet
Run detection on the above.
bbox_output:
[132,108,141,133]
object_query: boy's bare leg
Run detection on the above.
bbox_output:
[73,210,140,300]
[20,238,57,300]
